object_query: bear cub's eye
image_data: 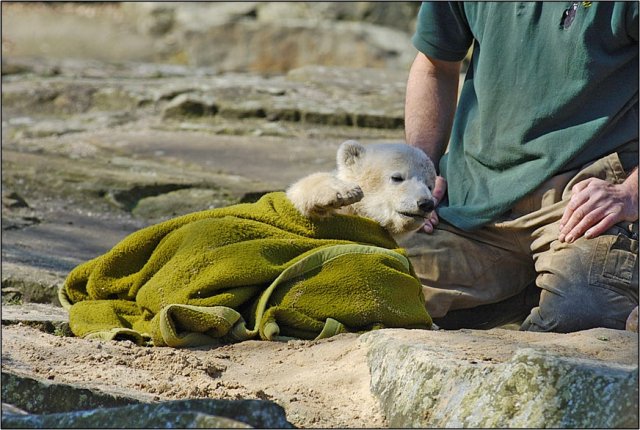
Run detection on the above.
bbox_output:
[390,174,404,183]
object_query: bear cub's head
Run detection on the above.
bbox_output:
[337,140,437,237]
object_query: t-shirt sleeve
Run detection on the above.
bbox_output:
[412,1,474,62]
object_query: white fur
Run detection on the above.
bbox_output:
[286,140,437,240]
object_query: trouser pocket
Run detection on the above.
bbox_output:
[589,223,639,302]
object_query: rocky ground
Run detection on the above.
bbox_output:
[2,3,638,428]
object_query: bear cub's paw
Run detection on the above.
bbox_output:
[287,172,363,217]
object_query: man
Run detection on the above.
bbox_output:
[402,2,638,332]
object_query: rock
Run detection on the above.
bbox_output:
[3,321,638,428]
[15,119,89,138]
[1,61,32,76]
[2,410,252,429]
[171,2,260,31]
[362,328,639,428]
[1,371,145,414]
[1,57,213,80]
[2,273,62,305]
[131,187,237,220]
[1,303,70,335]
[0,395,293,429]
[1,216,41,232]
[162,94,218,119]
[180,20,415,73]
[1,369,292,428]
[126,2,420,37]
[124,2,177,36]
[2,191,29,209]
[3,63,411,129]
[1,260,65,291]
[256,2,421,33]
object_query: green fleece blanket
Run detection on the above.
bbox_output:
[60,192,431,347]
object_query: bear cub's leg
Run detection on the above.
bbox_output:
[287,172,363,217]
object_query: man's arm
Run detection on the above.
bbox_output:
[559,166,639,242]
[405,52,461,166]
[405,52,462,232]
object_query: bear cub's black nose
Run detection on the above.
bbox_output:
[418,199,435,213]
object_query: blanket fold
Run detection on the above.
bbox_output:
[60,192,431,346]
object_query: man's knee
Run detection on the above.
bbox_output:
[526,226,639,332]
[521,285,637,333]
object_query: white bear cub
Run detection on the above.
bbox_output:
[287,140,437,240]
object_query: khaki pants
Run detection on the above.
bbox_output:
[399,150,639,332]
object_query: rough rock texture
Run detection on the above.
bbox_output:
[3,62,408,132]
[363,329,639,428]
[3,411,252,429]
[1,371,144,414]
[3,410,252,429]
[1,386,292,429]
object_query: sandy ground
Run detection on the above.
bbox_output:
[1,324,386,428]
[3,320,638,428]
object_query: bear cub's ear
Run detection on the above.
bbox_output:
[337,140,366,167]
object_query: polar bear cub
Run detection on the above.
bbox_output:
[287,140,437,239]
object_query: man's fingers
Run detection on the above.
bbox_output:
[420,176,446,235]
[432,176,447,203]
[429,210,439,226]
[584,213,619,239]
[561,206,608,242]
[422,221,435,233]
[558,177,636,242]
[559,191,590,233]
[569,178,594,194]
[559,178,598,230]
[421,211,440,233]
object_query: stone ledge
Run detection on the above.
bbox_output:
[362,328,639,428]
[1,303,70,335]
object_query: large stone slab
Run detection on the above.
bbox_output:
[363,328,639,428]
[1,372,292,428]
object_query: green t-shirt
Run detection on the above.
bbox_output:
[412,1,638,230]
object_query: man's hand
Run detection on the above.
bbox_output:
[559,168,639,242]
[422,176,447,233]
